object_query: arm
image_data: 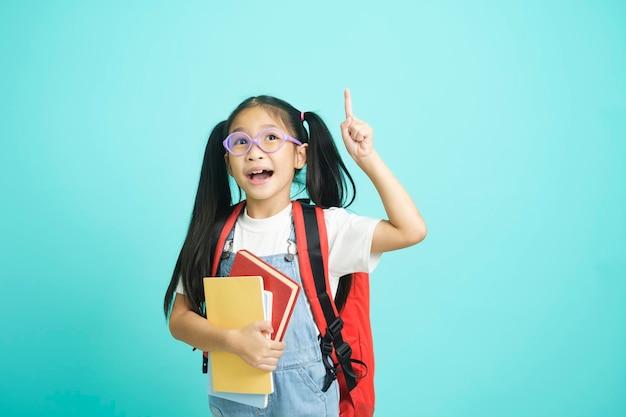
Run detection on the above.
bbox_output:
[169,293,285,372]
[340,89,427,253]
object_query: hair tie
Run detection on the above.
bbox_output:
[300,111,305,122]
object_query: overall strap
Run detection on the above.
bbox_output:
[202,201,246,373]
[292,201,359,392]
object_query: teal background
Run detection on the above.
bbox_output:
[1,1,625,416]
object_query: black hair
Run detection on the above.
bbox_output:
[164,95,356,317]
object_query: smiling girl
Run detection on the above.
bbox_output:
[164,89,426,417]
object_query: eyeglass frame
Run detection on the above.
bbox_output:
[222,128,303,156]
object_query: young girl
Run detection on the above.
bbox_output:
[163,89,426,417]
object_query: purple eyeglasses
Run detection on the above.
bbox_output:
[223,128,303,156]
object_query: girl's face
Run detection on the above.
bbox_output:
[225,106,307,218]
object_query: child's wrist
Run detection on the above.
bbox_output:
[223,328,240,354]
[354,150,381,171]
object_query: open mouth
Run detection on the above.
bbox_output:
[248,169,274,180]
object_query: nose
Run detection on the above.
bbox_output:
[246,141,265,159]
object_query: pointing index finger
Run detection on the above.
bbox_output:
[344,88,353,119]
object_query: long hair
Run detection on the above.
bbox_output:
[164,96,356,317]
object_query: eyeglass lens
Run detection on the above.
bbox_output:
[227,129,287,154]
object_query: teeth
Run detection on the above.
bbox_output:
[251,170,264,174]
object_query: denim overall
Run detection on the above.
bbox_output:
[208,227,340,417]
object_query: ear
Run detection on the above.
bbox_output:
[294,143,308,169]
[224,153,233,176]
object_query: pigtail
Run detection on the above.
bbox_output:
[303,111,356,208]
[164,121,232,318]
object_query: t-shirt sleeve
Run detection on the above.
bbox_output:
[175,275,185,295]
[324,207,382,284]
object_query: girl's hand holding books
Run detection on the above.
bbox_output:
[230,320,285,372]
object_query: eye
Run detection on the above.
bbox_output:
[267,134,280,141]
[227,133,250,148]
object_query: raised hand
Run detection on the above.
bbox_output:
[340,88,375,161]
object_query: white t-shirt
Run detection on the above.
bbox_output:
[176,204,382,297]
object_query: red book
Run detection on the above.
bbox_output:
[230,250,301,342]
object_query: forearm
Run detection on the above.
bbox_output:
[340,89,426,251]
[169,295,235,353]
[169,294,285,371]
[356,151,427,252]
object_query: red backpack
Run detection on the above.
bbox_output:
[205,200,375,417]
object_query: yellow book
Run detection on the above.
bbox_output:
[203,276,273,394]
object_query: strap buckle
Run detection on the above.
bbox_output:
[326,317,344,341]
[335,341,353,364]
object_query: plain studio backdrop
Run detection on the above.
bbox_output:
[1,1,624,416]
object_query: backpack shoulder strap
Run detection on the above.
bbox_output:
[210,201,246,276]
[201,201,245,373]
[292,201,359,392]
[291,201,338,327]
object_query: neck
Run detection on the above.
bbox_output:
[245,197,291,219]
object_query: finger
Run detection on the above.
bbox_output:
[344,88,353,118]
[348,120,367,140]
[350,119,370,133]
[256,321,274,334]
[352,128,370,143]
[271,341,286,351]
[267,349,283,359]
[340,118,351,140]
[257,361,278,372]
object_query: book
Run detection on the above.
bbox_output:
[263,290,273,331]
[207,354,270,407]
[230,250,301,342]
[207,290,273,408]
[203,276,273,394]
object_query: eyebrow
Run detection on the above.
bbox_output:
[230,124,281,133]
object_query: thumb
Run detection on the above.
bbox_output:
[255,320,274,335]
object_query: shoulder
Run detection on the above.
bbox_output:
[322,206,381,238]
[322,206,379,223]
[322,206,352,231]
[322,206,349,222]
